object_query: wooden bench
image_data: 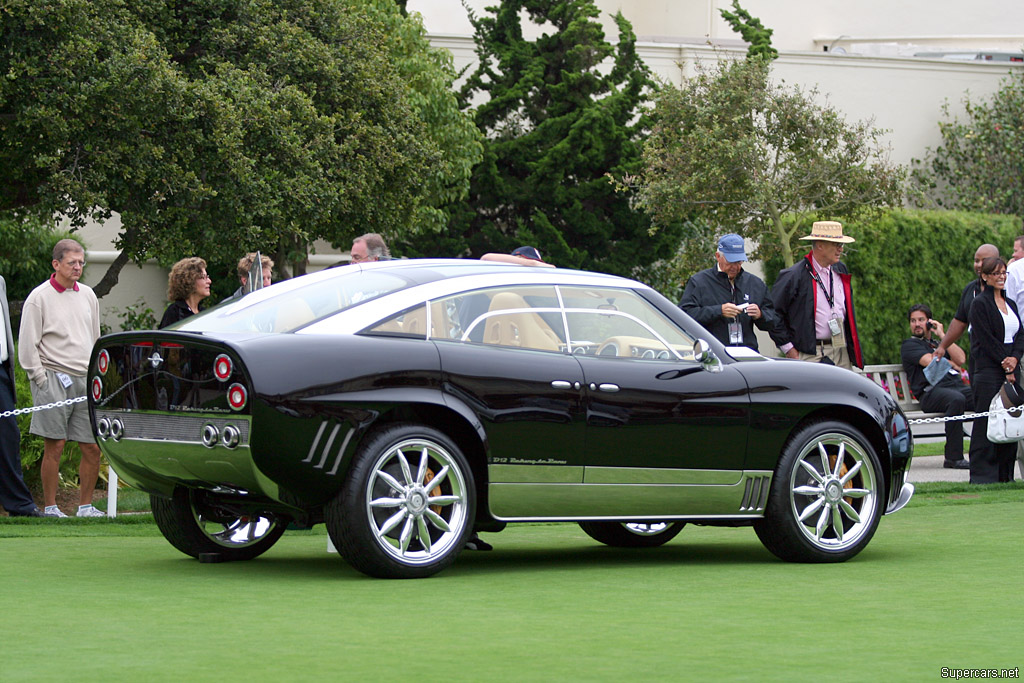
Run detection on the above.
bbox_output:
[857,363,973,435]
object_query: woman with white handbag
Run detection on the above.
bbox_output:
[968,256,1024,483]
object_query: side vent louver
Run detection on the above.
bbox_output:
[739,474,771,512]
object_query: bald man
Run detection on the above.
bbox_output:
[934,243,999,363]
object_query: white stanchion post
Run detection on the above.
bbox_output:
[107,468,118,518]
[327,536,336,553]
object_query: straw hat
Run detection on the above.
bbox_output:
[798,221,855,244]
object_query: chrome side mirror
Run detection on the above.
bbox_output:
[693,339,724,373]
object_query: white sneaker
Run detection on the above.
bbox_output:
[76,505,105,518]
[43,505,68,518]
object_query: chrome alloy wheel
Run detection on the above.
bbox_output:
[190,504,279,549]
[789,433,878,551]
[365,438,470,566]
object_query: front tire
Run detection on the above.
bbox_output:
[326,424,475,578]
[754,420,883,563]
[150,487,287,561]
[579,521,685,548]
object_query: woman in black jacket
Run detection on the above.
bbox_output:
[159,257,212,329]
[968,256,1024,483]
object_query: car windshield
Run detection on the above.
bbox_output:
[168,269,411,333]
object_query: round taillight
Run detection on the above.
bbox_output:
[97,349,109,375]
[91,377,103,401]
[227,383,247,411]
[214,354,232,381]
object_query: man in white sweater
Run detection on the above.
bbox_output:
[18,239,103,518]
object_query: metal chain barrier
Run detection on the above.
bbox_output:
[908,404,1023,425]
[0,396,87,420]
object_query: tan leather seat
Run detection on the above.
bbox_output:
[483,293,561,351]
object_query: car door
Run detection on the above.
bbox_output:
[560,286,752,484]
[428,286,587,484]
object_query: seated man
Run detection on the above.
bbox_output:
[900,304,971,469]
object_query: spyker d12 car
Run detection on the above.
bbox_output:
[88,259,913,578]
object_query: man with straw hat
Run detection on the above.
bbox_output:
[769,221,863,370]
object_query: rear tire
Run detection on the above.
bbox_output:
[151,487,286,561]
[326,424,475,579]
[579,521,685,548]
[754,420,883,563]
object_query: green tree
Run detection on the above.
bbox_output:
[635,56,905,270]
[0,212,75,308]
[911,67,1024,221]
[719,0,777,62]
[415,0,681,277]
[0,0,478,292]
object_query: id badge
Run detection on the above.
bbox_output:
[56,372,73,388]
[829,318,846,349]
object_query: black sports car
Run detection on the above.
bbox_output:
[89,259,913,578]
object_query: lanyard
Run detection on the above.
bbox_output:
[810,267,835,308]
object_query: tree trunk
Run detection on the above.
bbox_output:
[90,226,140,298]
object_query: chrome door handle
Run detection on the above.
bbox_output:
[551,380,572,389]
[589,383,620,393]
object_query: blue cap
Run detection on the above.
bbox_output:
[511,246,544,262]
[717,234,746,263]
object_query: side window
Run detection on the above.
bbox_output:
[559,286,695,361]
[364,304,429,339]
[432,286,565,353]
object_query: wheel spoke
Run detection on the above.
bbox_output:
[397,450,414,486]
[424,508,451,532]
[370,496,404,508]
[427,494,461,507]
[799,459,825,484]
[817,443,830,477]
[797,497,825,522]
[378,508,408,536]
[839,460,862,484]
[399,517,414,554]
[416,517,432,553]
[814,506,830,539]
[415,447,429,486]
[830,505,844,542]
[427,465,450,490]
[839,499,861,523]
[831,442,847,477]
[793,484,823,497]
[840,487,870,499]
[375,469,405,493]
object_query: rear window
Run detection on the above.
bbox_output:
[169,270,410,333]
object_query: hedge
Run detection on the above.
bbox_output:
[764,209,1021,366]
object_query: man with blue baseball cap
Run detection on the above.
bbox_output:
[679,233,778,351]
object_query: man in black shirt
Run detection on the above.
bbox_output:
[679,234,777,351]
[901,304,971,469]
[934,243,999,365]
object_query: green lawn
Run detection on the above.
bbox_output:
[912,439,970,457]
[2,484,1022,681]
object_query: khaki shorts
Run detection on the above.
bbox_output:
[28,369,95,443]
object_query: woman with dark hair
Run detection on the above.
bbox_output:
[968,256,1024,483]
[159,257,212,329]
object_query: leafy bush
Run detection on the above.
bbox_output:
[763,209,1021,364]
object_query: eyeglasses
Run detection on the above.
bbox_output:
[350,253,370,263]
[63,260,86,268]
